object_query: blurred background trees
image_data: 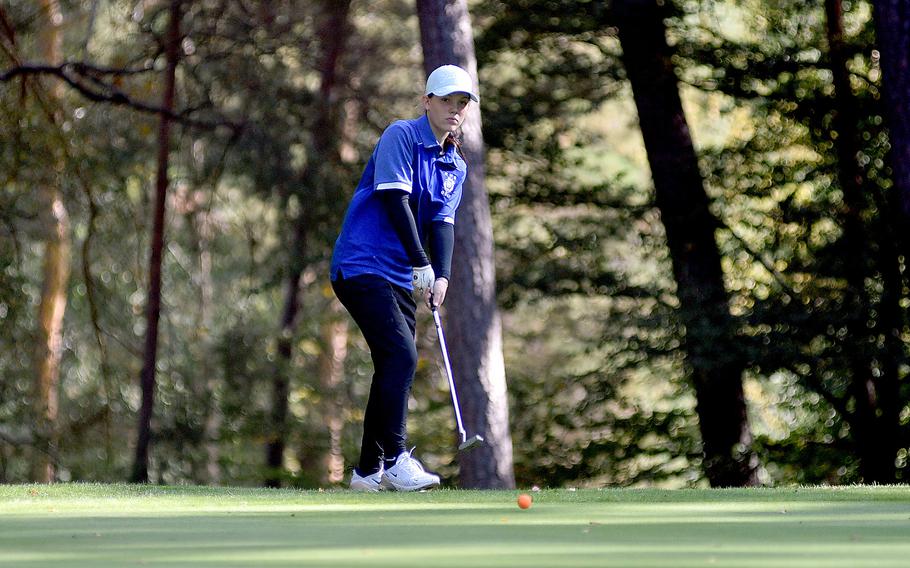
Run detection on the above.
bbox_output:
[1,0,908,488]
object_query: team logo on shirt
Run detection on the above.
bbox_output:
[441,172,457,197]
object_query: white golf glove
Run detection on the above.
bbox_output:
[412,265,435,295]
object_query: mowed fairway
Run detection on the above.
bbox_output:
[1,484,909,567]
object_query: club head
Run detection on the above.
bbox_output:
[458,435,485,451]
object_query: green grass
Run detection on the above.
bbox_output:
[1,484,909,567]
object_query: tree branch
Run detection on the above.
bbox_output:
[1,61,243,133]
[0,425,32,446]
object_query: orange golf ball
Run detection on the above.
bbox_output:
[517,493,532,509]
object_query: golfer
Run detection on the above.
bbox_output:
[330,65,478,491]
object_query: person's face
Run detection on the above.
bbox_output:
[423,93,471,141]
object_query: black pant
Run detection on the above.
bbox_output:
[332,273,417,475]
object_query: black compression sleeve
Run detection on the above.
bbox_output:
[429,221,454,280]
[381,190,430,267]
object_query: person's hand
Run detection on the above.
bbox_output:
[428,278,448,309]
[412,265,435,295]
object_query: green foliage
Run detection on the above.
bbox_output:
[478,0,909,487]
[475,0,707,487]
[2,0,908,489]
[0,0,412,485]
[673,0,909,482]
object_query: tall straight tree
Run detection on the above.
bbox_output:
[132,0,182,484]
[266,0,352,488]
[32,0,70,483]
[310,302,348,485]
[612,0,759,486]
[871,0,910,257]
[416,0,515,489]
[825,0,902,483]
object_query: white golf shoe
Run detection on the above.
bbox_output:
[350,468,383,492]
[381,448,441,492]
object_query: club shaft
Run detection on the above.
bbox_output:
[433,309,467,442]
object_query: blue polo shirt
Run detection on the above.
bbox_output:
[331,114,466,289]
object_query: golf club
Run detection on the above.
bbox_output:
[431,305,485,451]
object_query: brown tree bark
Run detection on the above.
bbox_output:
[32,0,70,484]
[416,0,515,489]
[312,299,348,485]
[177,185,222,484]
[266,0,352,488]
[612,0,759,487]
[131,0,182,484]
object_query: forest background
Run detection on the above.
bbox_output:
[2,0,909,490]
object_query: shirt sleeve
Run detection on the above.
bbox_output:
[382,190,430,267]
[433,153,466,225]
[429,221,455,279]
[373,122,415,193]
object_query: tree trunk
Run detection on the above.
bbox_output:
[266,0,352,488]
[31,0,70,484]
[313,300,348,485]
[871,0,910,257]
[131,0,181,484]
[416,0,515,489]
[612,0,759,487]
[266,230,299,487]
[199,220,220,484]
[825,0,900,483]
[870,2,910,447]
[184,189,221,484]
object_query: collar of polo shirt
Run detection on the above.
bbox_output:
[416,114,458,160]
[417,114,443,149]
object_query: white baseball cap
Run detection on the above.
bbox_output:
[425,64,479,102]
